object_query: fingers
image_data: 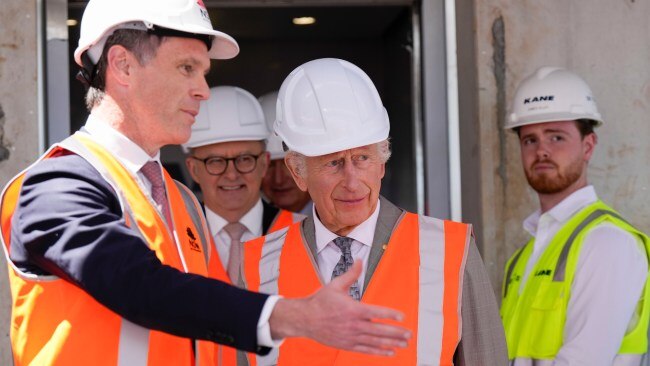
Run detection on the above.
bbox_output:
[328,260,362,291]
[359,301,406,322]
[359,320,411,342]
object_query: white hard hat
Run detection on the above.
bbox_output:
[74,0,239,66]
[258,91,285,160]
[507,66,603,130]
[183,86,270,150]
[275,58,390,157]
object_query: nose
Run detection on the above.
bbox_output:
[222,160,240,180]
[341,159,361,191]
[273,162,286,183]
[193,75,210,101]
[536,141,550,159]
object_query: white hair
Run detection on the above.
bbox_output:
[286,139,391,178]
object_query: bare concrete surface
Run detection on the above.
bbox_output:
[1,0,39,363]
[465,0,650,295]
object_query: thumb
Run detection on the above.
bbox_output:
[329,260,362,292]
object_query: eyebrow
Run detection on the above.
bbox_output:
[178,57,211,74]
[520,128,570,141]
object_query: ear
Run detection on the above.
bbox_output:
[105,45,135,87]
[582,132,597,162]
[185,156,200,183]
[285,156,308,192]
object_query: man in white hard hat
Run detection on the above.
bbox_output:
[184,86,304,287]
[238,58,508,365]
[501,66,650,365]
[0,2,411,365]
[258,91,312,215]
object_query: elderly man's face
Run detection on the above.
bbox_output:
[289,144,385,236]
[186,140,269,222]
[262,159,311,213]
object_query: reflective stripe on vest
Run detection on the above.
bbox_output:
[0,132,215,366]
[268,210,304,234]
[237,212,470,366]
[501,200,650,361]
[215,210,304,366]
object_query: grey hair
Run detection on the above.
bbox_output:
[85,29,164,110]
[286,139,392,178]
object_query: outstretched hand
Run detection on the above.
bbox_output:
[270,261,411,356]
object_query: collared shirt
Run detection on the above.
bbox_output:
[83,115,279,348]
[84,115,162,196]
[205,199,264,269]
[313,200,380,292]
[515,185,647,366]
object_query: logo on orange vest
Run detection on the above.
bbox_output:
[186,227,202,252]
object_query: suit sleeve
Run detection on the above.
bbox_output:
[11,155,270,354]
[454,236,509,365]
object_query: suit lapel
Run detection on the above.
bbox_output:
[363,196,405,291]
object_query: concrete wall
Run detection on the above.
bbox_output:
[459,0,650,295]
[0,0,40,363]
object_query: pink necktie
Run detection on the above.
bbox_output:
[140,161,172,226]
[224,222,246,287]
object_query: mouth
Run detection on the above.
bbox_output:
[219,184,246,191]
[182,109,199,119]
[272,187,292,194]
[335,196,366,205]
[532,159,557,171]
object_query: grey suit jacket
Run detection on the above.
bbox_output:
[301,196,508,365]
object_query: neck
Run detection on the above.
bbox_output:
[207,199,258,224]
[92,97,159,157]
[538,179,588,213]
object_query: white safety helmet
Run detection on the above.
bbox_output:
[507,66,603,130]
[275,58,390,157]
[74,0,239,67]
[258,91,285,160]
[183,86,269,150]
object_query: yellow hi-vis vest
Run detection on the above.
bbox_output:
[0,132,218,366]
[501,200,650,360]
[230,212,471,366]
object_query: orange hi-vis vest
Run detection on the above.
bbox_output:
[268,210,303,235]
[0,132,219,366]
[211,208,304,366]
[232,212,471,366]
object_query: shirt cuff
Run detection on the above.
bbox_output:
[257,295,285,348]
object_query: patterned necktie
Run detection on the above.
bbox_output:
[331,237,361,300]
[224,222,246,287]
[140,161,172,226]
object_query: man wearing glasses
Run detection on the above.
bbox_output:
[184,86,304,287]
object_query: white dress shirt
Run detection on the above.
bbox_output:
[514,185,647,366]
[82,115,279,348]
[205,199,264,269]
[313,200,380,292]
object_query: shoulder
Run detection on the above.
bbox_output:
[579,222,646,264]
[19,154,118,211]
[25,154,109,189]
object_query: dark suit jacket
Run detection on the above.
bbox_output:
[10,154,270,354]
[300,196,509,365]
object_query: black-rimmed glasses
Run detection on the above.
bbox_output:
[191,153,264,175]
